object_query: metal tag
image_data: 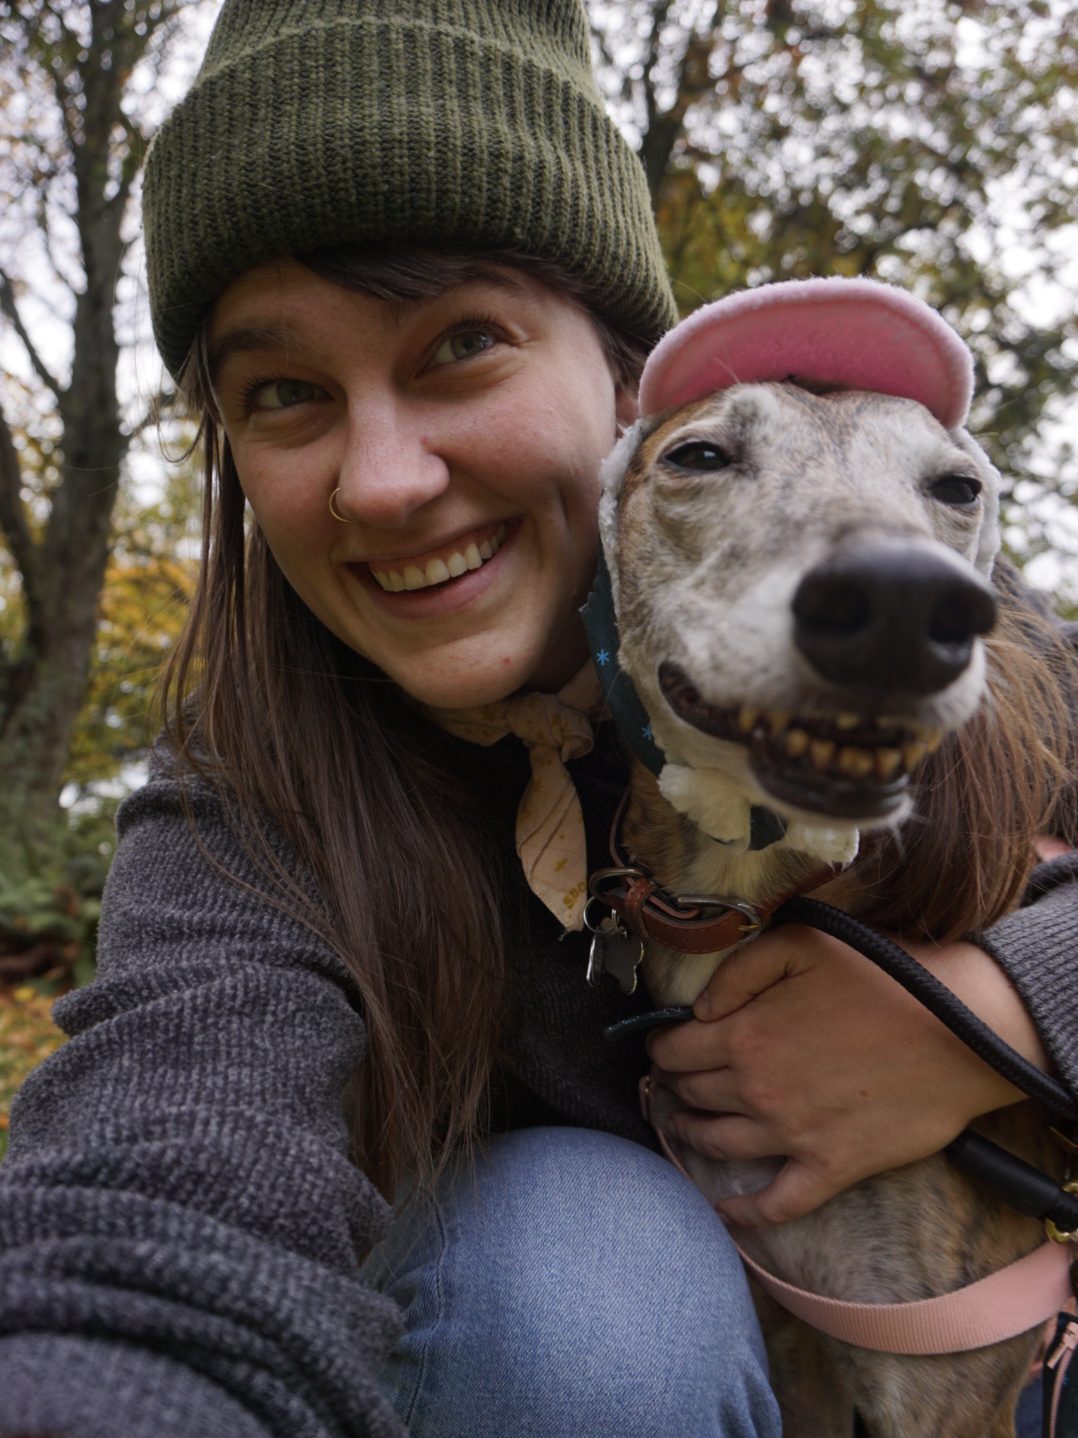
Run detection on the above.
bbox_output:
[586,915,644,995]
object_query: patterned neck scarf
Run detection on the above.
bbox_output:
[425,663,603,930]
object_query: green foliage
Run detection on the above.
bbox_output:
[0,815,101,1158]
[0,812,108,989]
[0,986,66,1162]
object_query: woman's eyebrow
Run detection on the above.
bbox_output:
[208,273,535,382]
[207,322,311,382]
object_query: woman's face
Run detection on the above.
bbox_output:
[209,259,633,707]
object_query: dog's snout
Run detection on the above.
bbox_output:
[792,537,997,697]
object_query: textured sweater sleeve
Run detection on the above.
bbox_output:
[0,755,406,1438]
[975,593,1078,1096]
[978,853,1078,1095]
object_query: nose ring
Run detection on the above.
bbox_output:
[328,487,353,523]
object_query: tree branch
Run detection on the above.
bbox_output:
[588,7,633,107]
[0,271,63,400]
[641,0,676,134]
[0,400,44,628]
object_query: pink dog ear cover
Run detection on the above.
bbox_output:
[637,277,974,430]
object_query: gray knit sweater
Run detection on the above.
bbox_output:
[0,727,1075,1438]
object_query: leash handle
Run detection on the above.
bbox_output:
[773,896,1078,1126]
[946,1130,1078,1232]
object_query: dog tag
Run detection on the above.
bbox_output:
[586,916,644,995]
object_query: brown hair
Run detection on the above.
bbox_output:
[826,567,1077,941]
[161,247,649,1200]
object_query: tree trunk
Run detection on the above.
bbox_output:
[0,0,177,849]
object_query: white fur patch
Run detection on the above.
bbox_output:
[783,819,860,867]
[659,763,861,866]
[659,763,756,847]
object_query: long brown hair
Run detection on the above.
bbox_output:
[159,247,649,1200]
[827,566,1077,941]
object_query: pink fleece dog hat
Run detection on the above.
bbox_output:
[637,277,974,429]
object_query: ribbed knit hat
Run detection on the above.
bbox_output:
[143,0,676,379]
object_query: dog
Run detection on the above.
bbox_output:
[592,279,1074,1437]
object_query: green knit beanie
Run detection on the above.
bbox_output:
[143,0,676,380]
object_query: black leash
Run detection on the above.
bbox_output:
[772,898,1078,1126]
[606,896,1078,1234]
[770,899,1078,1234]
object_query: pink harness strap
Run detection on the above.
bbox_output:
[736,1237,1072,1355]
[643,1079,1073,1354]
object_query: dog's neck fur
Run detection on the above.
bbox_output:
[623,760,856,1006]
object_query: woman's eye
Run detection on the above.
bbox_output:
[428,327,497,367]
[662,441,732,472]
[246,378,321,412]
[930,473,982,506]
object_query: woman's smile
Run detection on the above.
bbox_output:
[361,520,509,594]
[344,519,516,622]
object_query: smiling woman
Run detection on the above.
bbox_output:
[0,3,1076,1438]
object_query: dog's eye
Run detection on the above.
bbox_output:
[662,441,732,472]
[930,474,982,506]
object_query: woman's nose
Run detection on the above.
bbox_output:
[331,409,451,527]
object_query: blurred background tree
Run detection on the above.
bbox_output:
[0,1,204,1021]
[0,0,200,866]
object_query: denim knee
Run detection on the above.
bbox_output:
[363,1126,780,1438]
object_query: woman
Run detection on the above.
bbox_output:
[0,3,1075,1436]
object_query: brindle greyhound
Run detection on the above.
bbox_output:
[591,279,1073,1437]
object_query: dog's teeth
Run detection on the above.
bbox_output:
[903,739,927,770]
[784,728,809,758]
[875,747,904,780]
[738,706,759,734]
[835,713,860,731]
[837,747,872,778]
[769,710,791,735]
[924,729,943,754]
[838,747,875,779]
[810,739,836,770]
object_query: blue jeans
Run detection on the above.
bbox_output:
[362,1126,781,1437]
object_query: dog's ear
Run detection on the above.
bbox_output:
[597,416,661,610]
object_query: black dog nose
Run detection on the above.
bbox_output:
[792,536,997,696]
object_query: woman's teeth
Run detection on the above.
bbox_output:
[370,524,507,593]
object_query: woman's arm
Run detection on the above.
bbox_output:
[0,750,406,1438]
[645,885,1074,1229]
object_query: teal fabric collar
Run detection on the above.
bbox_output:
[581,549,665,776]
[581,552,787,854]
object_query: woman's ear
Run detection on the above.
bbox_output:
[615,385,639,432]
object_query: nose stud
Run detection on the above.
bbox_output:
[328,487,354,523]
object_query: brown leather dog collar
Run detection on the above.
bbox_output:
[587,862,833,955]
[585,790,835,955]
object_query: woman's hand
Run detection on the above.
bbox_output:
[645,923,1049,1229]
